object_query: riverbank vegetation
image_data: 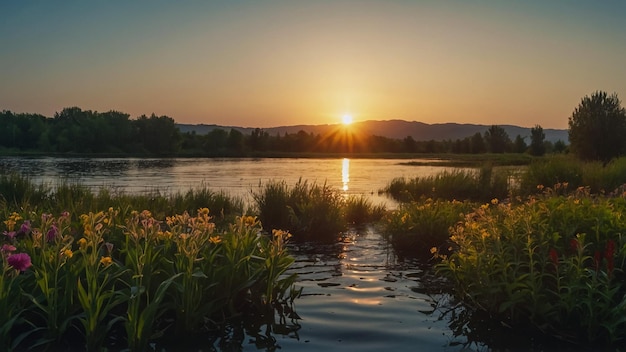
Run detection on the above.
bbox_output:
[1,107,563,158]
[4,153,626,348]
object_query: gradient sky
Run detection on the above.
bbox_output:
[2,1,625,129]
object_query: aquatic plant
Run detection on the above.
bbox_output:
[383,198,473,258]
[0,208,298,350]
[252,179,346,241]
[382,165,509,203]
[436,192,626,346]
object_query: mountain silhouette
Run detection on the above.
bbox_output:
[177,120,568,144]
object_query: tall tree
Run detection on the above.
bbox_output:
[568,91,626,162]
[529,124,546,156]
[484,125,511,153]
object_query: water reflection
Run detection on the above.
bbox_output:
[341,158,350,191]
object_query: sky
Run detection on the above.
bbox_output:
[1,1,625,129]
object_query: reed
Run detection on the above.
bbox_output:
[382,164,509,203]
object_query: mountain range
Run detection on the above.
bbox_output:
[177,120,569,144]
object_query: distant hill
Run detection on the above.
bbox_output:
[177,120,569,144]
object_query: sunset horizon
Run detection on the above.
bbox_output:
[2,1,625,130]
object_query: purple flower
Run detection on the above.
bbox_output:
[3,231,16,240]
[46,225,59,242]
[8,253,32,271]
[19,220,31,235]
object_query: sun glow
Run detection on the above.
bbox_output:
[342,114,353,125]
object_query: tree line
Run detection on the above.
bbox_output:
[1,107,564,156]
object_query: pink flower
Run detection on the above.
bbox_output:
[3,231,16,240]
[1,244,16,253]
[7,253,32,271]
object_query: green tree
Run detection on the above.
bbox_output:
[568,91,626,162]
[513,135,527,153]
[484,125,510,153]
[529,124,546,156]
[470,132,486,154]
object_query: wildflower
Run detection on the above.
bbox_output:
[19,220,32,235]
[46,225,59,242]
[61,211,70,219]
[8,253,32,271]
[430,247,437,254]
[480,203,489,210]
[3,231,16,240]
[537,184,544,191]
[209,235,222,244]
[64,249,73,258]
[574,199,580,205]
[491,198,499,205]
[100,256,113,267]
[549,248,558,266]
[594,250,601,271]
[104,242,114,254]
[198,208,210,216]
[78,238,88,250]
[1,244,16,253]
[606,240,615,278]
[570,238,579,252]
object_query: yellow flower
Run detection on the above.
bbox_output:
[78,238,87,250]
[430,247,437,254]
[198,208,210,216]
[64,249,73,258]
[209,235,222,244]
[491,198,499,205]
[100,256,112,266]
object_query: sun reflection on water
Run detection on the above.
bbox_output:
[342,158,350,191]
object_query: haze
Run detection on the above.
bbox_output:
[2,0,625,129]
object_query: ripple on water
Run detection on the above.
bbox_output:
[262,226,463,351]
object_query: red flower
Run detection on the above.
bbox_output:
[594,250,601,271]
[570,239,579,252]
[549,248,559,266]
[605,240,616,278]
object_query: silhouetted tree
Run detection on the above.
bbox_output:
[528,125,546,156]
[568,91,626,162]
[470,132,486,154]
[484,125,511,153]
[553,140,567,154]
[513,135,527,153]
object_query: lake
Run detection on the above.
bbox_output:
[0,157,479,351]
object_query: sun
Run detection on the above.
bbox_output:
[341,114,353,125]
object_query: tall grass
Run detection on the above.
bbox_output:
[382,164,509,203]
[518,155,626,196]
[252,180,345,242]
[383,198,474,258]
[252,180,386,241]
[0,174,244,227]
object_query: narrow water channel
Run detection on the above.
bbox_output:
[256,226,467,351]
